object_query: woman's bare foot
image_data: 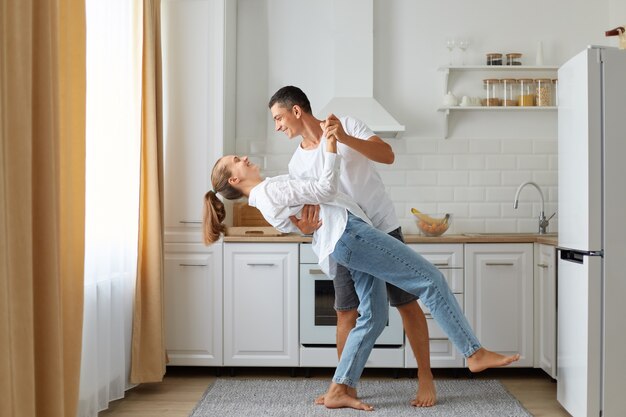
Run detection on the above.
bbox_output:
[467,348,520,373]
[323,382,373,411]
[410,371,437,407]
[314,386,357,405]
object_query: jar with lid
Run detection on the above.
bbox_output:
[535,78,552,106]
[518,78,535,106]
[482,79,502,106]
[502,79,518,106]
[506,53,523,66]
[552,79,558,106]
[486,53,503,65]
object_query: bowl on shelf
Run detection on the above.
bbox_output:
[411,209,451,237]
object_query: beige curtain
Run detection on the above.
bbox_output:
[130,0,167,384]
[0,0,86,416]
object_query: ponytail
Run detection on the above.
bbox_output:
[202,156,245,244]
[203,191,226,244]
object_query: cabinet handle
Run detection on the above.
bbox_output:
[179,263,207,267]
[537,263,549,268]
[485,262,514,266]
[308,268,324,275]
[179,220,202,224]
[247,263,276,267]
[432,262,449,266]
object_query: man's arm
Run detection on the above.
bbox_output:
[323,114,395,164]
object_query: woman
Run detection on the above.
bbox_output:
[203,135,519,411]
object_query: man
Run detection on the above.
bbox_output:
[269,86,437,408]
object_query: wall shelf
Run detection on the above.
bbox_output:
[438,65,560,94]
[438,65,559,138]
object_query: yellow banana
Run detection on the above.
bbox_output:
[411,208,450,225]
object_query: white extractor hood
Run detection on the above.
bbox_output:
[318,0,405,138]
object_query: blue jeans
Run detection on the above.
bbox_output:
[330,213,481,387]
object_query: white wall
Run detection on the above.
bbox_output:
[235,0,612,234]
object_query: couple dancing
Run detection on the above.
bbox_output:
[203,86,519,411]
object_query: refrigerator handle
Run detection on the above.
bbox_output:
[558,248,604,264]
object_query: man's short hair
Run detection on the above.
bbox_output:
[268,86,312,114]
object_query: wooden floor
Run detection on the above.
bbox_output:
[99,367,572,417]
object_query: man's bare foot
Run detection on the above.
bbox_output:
[315,386,357,405]
[410,371,437,407]
[467,348,520,373]
[323,382,373,411]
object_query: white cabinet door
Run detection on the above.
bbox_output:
[162,0,233,243]
[405,244,465,368]
[465,243,534,367]
[535,243,557,378]
[223,243,299,366]
[164,243,223,366]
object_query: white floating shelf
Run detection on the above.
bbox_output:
[438,65,560,71]
[438,106,557,111]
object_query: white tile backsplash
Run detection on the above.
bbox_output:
[256,136,557,234]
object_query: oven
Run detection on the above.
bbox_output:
[299,244,403,346]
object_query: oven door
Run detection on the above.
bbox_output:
[299,262,403,346]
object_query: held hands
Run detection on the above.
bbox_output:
[320,113,346,143]
[289,204,322,235]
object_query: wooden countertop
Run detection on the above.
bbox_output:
[224,233,558,246]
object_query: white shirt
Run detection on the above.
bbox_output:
[248,152,370,276]
[288,116,399,233]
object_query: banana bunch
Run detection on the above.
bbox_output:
[410,208,450,225]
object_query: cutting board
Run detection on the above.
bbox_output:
[233,202,271,227]
[225,227,285,237]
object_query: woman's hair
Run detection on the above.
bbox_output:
[268,85,312,114]
[202,157,244,244]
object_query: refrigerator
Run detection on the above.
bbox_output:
[557,46,626,417]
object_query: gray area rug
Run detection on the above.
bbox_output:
[189,378,532,416]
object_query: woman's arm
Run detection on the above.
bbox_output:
[265,136,340,207]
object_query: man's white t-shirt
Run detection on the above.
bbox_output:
[288,116,399,233]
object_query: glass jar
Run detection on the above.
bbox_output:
[518,78,535,106]
[482,79,502,106]
[486,53,503,66]
[501,79,518,106]
[552,79,558,106]
[535,78,552,106]
[506,53,523,66]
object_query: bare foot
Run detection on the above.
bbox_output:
[315,386,357,405]
[410,371,437,407]
[467,348,520,373]
[323,382,373,411]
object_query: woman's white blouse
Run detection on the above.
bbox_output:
[248,152,370,276]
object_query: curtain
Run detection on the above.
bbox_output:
[0,0,86,417]
[130,0,167,384]
[77,0,142,415]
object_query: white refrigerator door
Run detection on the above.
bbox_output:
[557,48,602,252]
[600,47,626,417]
[557,252,602,417]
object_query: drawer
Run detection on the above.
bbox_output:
[300,243,318,264]
[405,339,464,368]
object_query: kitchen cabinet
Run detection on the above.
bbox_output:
[465,243,534,367]
[223,243,299,366]
[161,0,234,366]
[437,65,558,138]
[405,244,465,368]
[162,0,235,243]
[164,243,223,366]
[534,243,557,379]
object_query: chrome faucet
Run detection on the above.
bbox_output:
[513,181,556,234]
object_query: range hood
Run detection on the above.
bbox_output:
[318,0,405,138]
